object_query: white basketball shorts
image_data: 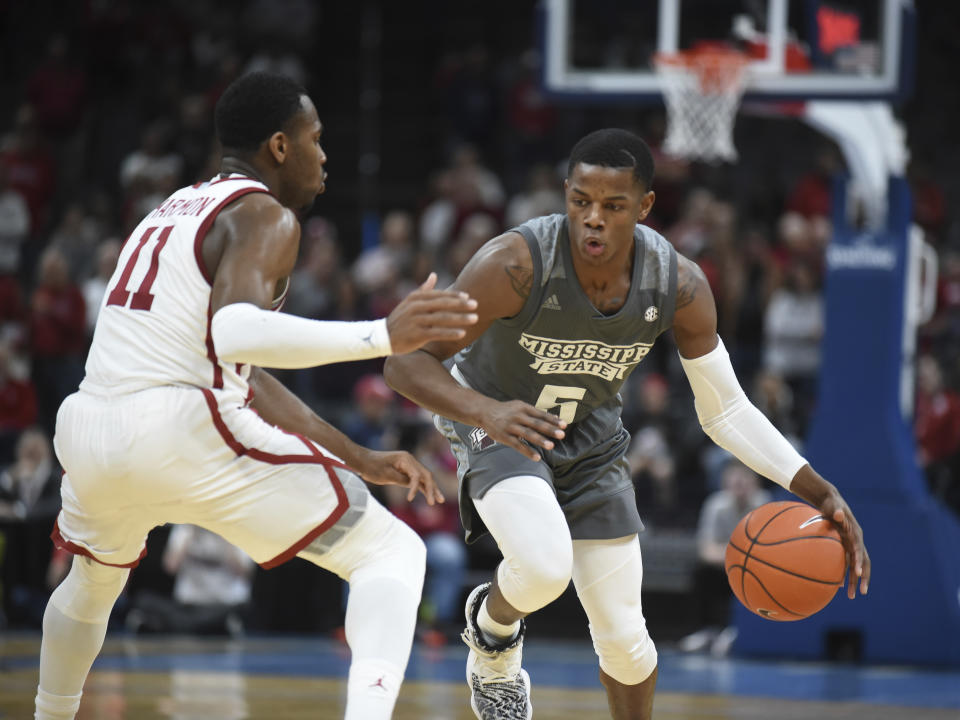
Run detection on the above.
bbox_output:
[52,385,369,568]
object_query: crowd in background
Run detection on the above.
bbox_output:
[1,0,959,640]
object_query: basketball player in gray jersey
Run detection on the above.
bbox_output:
[385,129,870,720]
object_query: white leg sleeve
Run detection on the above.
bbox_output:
[35,557,129,720]
[299,498,425,720]
[572,535,657,685]
[472,475,573,614]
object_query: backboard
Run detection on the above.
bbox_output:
[540,0,915,103]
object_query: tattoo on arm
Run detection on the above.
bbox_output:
[675,265,700,310]
[506,264,533,300]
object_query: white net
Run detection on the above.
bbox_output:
[655,49,750,163]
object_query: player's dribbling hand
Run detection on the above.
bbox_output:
[386,273,479,354]
[819,492,871,599]
[478,399,567,462]
[352,448,444,505]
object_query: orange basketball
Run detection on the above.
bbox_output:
[725,501,846,621]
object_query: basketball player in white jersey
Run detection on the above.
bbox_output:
[34,72,480,720]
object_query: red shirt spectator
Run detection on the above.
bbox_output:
[0,343,37,433]
[28,249,86,358]
[0,106,57,234]
[915,355,960,466]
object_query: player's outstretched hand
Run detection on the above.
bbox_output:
[820,493,871,599]
[386,272,478,354]
[353,448,444,505]
[478,399,567,462]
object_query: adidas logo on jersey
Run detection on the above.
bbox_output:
[541,294,562,311]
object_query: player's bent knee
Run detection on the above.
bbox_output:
[499,538,573,613]
[594,625,658,685]
[50,556,129,624]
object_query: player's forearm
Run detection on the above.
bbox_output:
[680,338,807,489]
[384,350,493,426]
[212,302,392,369]
[248,367,365,467]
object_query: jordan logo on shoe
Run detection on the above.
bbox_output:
[541,294,562,310]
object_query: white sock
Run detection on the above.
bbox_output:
[34,689,82,720]
[342,576,417,719]
[344,658,403,720]
[477,596,520,646]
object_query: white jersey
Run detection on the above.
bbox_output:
[82,174,286,402]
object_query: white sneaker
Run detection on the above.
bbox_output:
[461,583,533,720]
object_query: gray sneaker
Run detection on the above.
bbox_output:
[461,583,532,720]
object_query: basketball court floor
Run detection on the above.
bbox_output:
[2,633,958,719]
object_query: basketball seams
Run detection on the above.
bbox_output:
[727,540,846,585]
[726,564,806,619]
[741,503,797,602]
[744,535,843,547]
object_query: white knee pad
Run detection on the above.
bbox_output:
[474,475,573,614]
[573,536,658,685]
[591,614,658,685]
[50,556,129,624]
[301,497,426,596]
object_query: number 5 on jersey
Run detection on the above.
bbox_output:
[106,225,173,311]
[535,384,586,424]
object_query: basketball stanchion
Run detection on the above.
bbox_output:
[654,46,750,163]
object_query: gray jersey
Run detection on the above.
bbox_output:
[455,213,677,462]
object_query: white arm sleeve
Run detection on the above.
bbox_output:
[679,337,807,489]
[211,302,392,369]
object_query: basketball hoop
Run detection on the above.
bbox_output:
[654,47,751,163]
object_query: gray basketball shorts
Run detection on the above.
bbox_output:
[434,414,644,544]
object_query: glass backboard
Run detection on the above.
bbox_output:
[540,0,914,102]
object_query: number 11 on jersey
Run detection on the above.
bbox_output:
[534,384,586,424]
[106,225,173,311]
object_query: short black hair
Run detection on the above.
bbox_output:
[567,128,654,190]
[215,72,308,152]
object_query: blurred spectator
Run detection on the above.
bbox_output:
[503,50,557,187]
[908,160,946,240]
[342,374,396,451]
[444,212,499,283]
[626,372,704,528]
[665,188,714,259]
[914,354,960,513]
[0,340,38,464]
[352,210,416,315]
[176,93,214,184]
[0,427,62,627]
[722,226,775,382]
[504,164,564,228]
[437,46,498,154]
[762,261,824,434]
[385,421,465,645]
[126,525,255,637]
[285,217,343,320]
[28,248,86,435]
[0,104,56,240]
[420,147,504,256]
[119,119,183,229]
[680,460,771,656]
[0,427,60,520]
[0,161,30,275]
[786,144,843,219]
[25,33,88,140]
[0,271,25,342]
[82,239,122,336]
[48,202,104,282]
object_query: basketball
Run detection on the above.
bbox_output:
[725,501,846,621]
